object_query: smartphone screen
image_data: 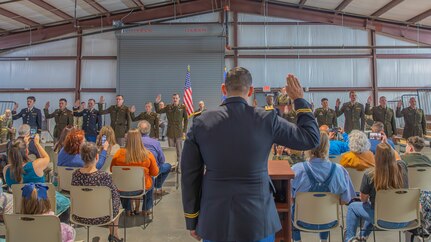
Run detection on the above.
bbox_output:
[369,132,382,140]
[30,128,37,138]
[101,135,107,144]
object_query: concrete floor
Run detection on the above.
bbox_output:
[1,145,430,242]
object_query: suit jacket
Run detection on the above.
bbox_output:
[181,97,319,241]
[12,107,42,131]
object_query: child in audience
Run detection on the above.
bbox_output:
[21,182,75,242]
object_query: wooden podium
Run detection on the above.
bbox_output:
[268,160,295,242]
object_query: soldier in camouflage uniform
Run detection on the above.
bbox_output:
[365,96,396,137]
[155,94,188,163]
[0,109,15,143]
[44,98,74,142]
[314,98,337,128]
[130,102,159,139]
[98,95,131,146]
[282,102,297,124]
[396,97,427,139]
[335,91,365,133]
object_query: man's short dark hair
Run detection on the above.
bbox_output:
[59,98,67,103]
[116,95,123,98]
[88,98,96,103]
[407,136,425,152]
[172,93,180,97]
[321,98,328,102]
[27,96,36,102]
[225,67,252,93]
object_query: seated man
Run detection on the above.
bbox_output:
[402,136,431,167]
[368,121,395,154]
[320,125,349,156]
[138,120,171,195]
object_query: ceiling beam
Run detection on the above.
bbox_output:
[335,0,354,11]
[0,0,222,50]
[229,0,431,45]
[298,0,306,8]
[131,0,145,10]
[0,7,39,26]
[407,9,431,24]
[371,0,403,17]
[28,0,72,21]
[83,0,110,16]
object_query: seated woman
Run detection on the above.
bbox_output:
[97,126,120,156]
[53,126,74,153]
[4,134,70,216]
[340,130,375,171]
[345,137,410,242]
[21,183,75,242]
[111,129,159,218]
[71,142,122,242]
[57,129,108,169]
[291,131,356,242]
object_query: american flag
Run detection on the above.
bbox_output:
[183,65,194,116]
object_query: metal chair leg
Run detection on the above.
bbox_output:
[123,210,126,242]
[373,228,376,242]
[87,226,90,242]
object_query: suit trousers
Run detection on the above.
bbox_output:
[168,137,183,163]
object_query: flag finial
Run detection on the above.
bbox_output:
[187,65,191,72]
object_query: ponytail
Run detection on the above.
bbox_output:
[7,138,29,183]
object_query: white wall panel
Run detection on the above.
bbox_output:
[237,25,368,47]
[376,34,431,54]
[377,59,431,87]
[0,61,75,88]
[0,38,77,57]
[168,12,220,23]
[238,58,371,88]
[82,32,117,56]
[81,60,117,88]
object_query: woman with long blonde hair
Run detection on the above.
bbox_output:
[345,134,409,242]
[97,126,120,155]
[110,129,158,219]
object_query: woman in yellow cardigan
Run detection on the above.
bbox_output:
[340,130,375,171]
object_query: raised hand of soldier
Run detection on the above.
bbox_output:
[397,100,402,108]
[367,95,372,104]
[74,99,80,108]
[45,101,50,110]
[99,96,105,104]
[130,105,136,113]
[285,74,303,100]
[155,94,162,103]
[335,98,341,107]
[13,102,18,111]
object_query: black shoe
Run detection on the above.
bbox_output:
[108,234,123,242]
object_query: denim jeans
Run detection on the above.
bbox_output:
[291,204,335,241]
[203,234,275,242]
[154,163,172,189]
[119,187,154,212]
[85,135,96,142]
[345,202,412,242]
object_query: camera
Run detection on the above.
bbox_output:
[30,128,37,139]
[369,132,382,140]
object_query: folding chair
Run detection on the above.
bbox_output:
[162,147,179,190]
[70,186,125,242]
[111,166,151,228]
[4,214,62,242]
[373,188,422,242]
[345,168,367,194]
[57,166,78,195]
[294,192,344,241]
[11,183,57,215]
[409,167,431,191]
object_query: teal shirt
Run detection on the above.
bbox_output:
[5,162,45,187]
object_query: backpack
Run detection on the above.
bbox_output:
[303,162,336,192]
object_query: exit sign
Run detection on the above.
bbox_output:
[263,86,271,92]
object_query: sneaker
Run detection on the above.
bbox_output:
[108,234,123,242]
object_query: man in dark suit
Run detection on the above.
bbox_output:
[181,67,320,242]
[12,96,42,133]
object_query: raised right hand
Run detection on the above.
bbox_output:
[13,102,18,111]
[130,105,136,113]
[397,100,402,108]
[45,101,50,110]
[335,98,341,107]
[99,96,105,104]
[367,95,372,104]
[285,74,304,100]
[74,99,80,108]
[33,134,40,144]
[155,94,162,103]
[103,140,109,151]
